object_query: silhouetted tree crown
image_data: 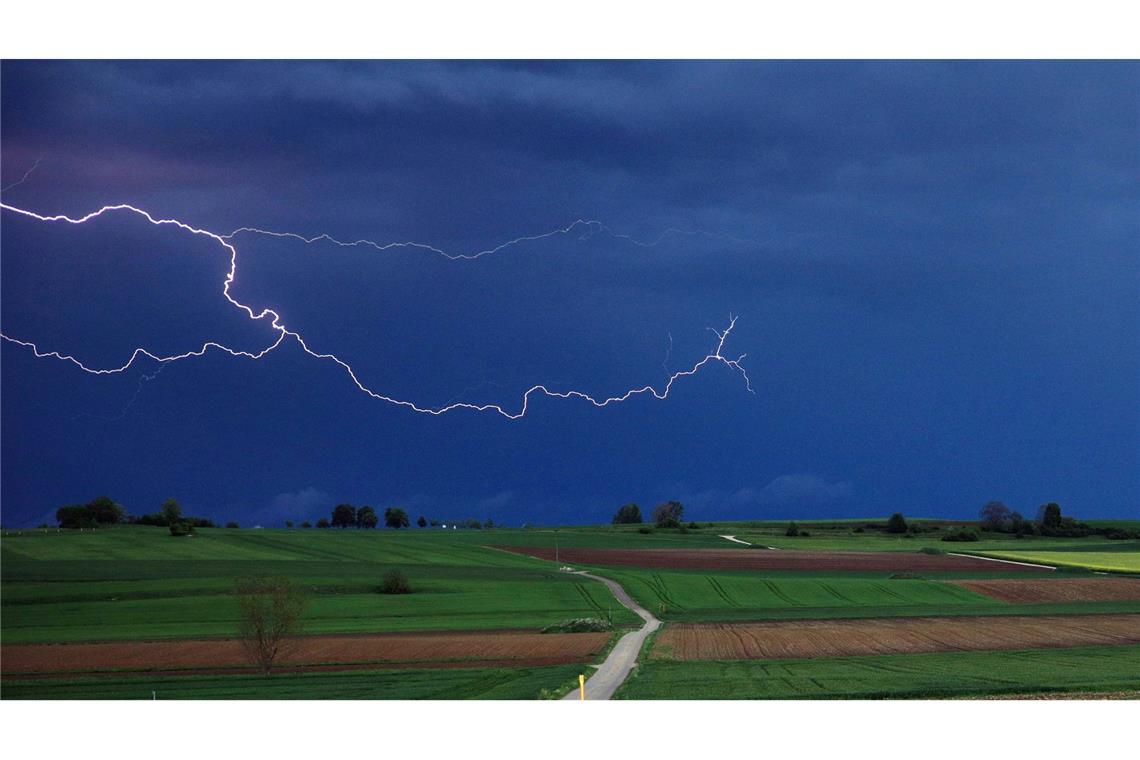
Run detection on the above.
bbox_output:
[331,504,357,528]
[886,512,908,534]
[652,501,684,528]
[612,503,643,524]
[385,507,410,529]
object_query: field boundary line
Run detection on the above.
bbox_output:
[950,553,1056,570]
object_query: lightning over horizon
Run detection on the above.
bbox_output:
[0,201,753,419]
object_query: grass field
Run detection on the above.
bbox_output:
[1,663,583,700]
[3,521,1137,699]
[616,645,1140,699]
[0,527,640,643]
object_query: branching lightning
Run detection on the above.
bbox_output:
[0,201,752,419]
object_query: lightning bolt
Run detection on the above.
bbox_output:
[0,201,752,419]
[1,157,43,194]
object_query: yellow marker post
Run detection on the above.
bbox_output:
[579,674,586,700]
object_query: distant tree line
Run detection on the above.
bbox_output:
[611,500,693,530]
[301,504,496,530]
[55,496,214,535]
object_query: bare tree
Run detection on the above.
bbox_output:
[235,576,307,674]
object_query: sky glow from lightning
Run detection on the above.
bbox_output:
[0,201,752,419]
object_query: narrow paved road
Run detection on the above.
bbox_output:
[562,570,660,700]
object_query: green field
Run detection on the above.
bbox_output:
[1,664,583,700]
[975,548,1140,573]
[588,566,1140,623]
[1,526,639,643]
[3,521,1138,699]
[616,645,1140,699]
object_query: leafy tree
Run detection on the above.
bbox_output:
[300,520,312,529]
[331,504,357,529]
[979,501,1012,531]
[417,515,428,528]
[315,518,330,529]
[357,506,379,529]
[161,498,182,526]
[87,496,126,524]
[226,521,240,529]
[379,569,412,594]
[1009,511,1032,537]
[785,521,800,537]
[56,504,96,529]
[235,576,307,674]
[652,501,684,528]
[612,503,643,525]
[1037,503,1063,529]
[484,518,495,529]
[385,507,411,529]
[284,520,294,529]
[886,512,908,534]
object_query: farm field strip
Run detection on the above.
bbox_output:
[974,550,1140,574]
[1,629,612,675]
[651,613,1140,661]
[616,644,1140,700]
[495,546,1052,573]
[953,578,1140,603]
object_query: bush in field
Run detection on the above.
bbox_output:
[169,521,195,537]
[785,522,800,537]
[980,501,1012,531]
[379,569,412,594]
[638,526,653,534]
[541,617,613,633]
[886,513,908,534]
[919,547,946,555]
[226,521,240,529]
[941,528,980,542]
[383,507,409,529]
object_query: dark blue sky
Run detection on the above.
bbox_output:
[1,61,1136,527]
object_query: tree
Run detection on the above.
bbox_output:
[235,576,307,675]
[87,496,126,524]
[652,501,684,528]
[226,521,240,529]
[484,518,495,529]
[979,501,1012,531]
[161,498,182,526]
[315,518,330,529]
[300,520,312,529]
[1009,511,1032,537]
[886,512,908,534]
[284,520,294,529]
[385,507,411,529]
[785,521,800,537]
[169,521,194,537]
[56,504,96,529]
[1037,503,1063,529]
[357,506,379,529]
[417,515,428,528]
[612,503,643,525]
[331,504,356,529]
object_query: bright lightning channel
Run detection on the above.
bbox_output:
[0,202,752,419]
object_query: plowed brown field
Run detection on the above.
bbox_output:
[652,614,1140,661]
[1,629,611,676]
[496,546,1051,573]
[953,578,1140,603]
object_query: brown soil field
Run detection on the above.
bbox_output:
[954,578,1140,604]
[1,629,611,676]
[497,546,1051,573]
[652,614,1140,660]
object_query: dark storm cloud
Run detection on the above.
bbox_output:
[1,61,1136,525]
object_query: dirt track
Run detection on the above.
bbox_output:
[1,629,611,676]
[496,546,1051,573]
[653,614,1140,661]
[953,578,1140,603]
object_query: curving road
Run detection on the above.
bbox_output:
[562,570,660,700]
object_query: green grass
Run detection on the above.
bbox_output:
[1,664,583,700]
[616,645,1140,699]
[1,526,639,644]
[588,565,1140,623]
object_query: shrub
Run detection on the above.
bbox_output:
[638,526,653,534]
[799,530,811,537]
[853,526,865,533]
[541,617,612,633]
[785,522,800,537]
[941,528,980,542]
[226,521,240,529]
[612,503,643,525]
[919,547,946,555]
[379,569,412,594]
[687,521,699,529]
[169,521,195,537]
